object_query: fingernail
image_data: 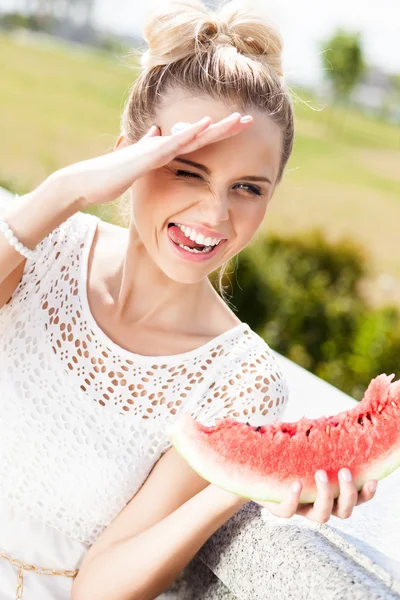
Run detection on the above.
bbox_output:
[227,112,241,120]
[317,470,328,483]
[340,468,352,482]
[292,481,301,493]
[240,115,253,123]
[369,481,377,493]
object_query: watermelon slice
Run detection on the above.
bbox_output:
[167,373,400,504]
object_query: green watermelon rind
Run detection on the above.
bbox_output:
[169,416,400,504]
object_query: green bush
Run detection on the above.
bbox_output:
[219,229,400,400]
[346,307,400,397]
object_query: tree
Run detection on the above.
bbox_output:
[321,29,366,102]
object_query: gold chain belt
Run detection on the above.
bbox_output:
[1,550,79,599]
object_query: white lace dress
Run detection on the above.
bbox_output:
[0,210,290,599]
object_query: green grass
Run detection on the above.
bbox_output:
[293,92,399,150]
[1,31,400,307]
[0,32,136,192]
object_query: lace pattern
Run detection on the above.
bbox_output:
[0,211,289,546]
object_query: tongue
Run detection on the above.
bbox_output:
[168,225,205,249]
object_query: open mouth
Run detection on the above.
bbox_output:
[167,223,226,261]
[167,223,224,254]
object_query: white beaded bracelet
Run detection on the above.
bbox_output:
[0,195,37,259]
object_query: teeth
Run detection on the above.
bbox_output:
[178,243,213,254]
[176,224,222,247]
[196,233,205,245]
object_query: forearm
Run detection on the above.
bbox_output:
[72,485,247,600]
[0,172,83,284]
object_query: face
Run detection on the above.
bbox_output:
[121,88,282,285]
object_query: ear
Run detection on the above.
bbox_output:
[114,135,130,151]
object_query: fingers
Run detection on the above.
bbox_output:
[332,473,378,518]
[278,481,304,517]
[306,471,378,522]
[355,479,378,506]
[256,480,303,518]
[257,471,378,523]
[169,116,213,144]
[142,113,253,170]
[178,113,253,154]
[148,116,212,160]
[166,112,253,154]
[308,470,335,523]
[330,469,358,519]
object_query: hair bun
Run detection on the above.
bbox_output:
[141,0,284,78]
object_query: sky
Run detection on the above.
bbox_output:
[2,0,399,86]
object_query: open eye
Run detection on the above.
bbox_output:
[175,169,263,197]
[236,183,263,197]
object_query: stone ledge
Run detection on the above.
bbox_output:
[196,502,400,599]
[160,501,399,599]
[158,556,237,599]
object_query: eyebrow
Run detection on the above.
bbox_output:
[174,157,272,185]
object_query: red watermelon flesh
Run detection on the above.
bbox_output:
[167,373,400,504]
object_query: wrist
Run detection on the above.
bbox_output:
[40,170,88,214]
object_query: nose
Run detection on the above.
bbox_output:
[199,190,230,226]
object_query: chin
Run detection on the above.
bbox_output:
[161,264,211,285]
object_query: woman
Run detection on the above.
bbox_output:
[0,1,378,598]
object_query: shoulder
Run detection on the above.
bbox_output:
[29,210,97,279]
[36,210,98,263]
[197,327,290,427]
[232,328,289,414]
[25,210,97,267]
[2,211,98,309]
[89,214,128,265]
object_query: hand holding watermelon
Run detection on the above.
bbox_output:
[253,467,377,523]
[168,374,400,524]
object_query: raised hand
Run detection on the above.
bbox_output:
[53,112,253,209]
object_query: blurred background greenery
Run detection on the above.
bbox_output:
[0,3,399,400]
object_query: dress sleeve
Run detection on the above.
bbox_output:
[195,335,290,427]
[1,211,83,308]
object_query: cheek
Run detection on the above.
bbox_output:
[131,172,186,224]
[234,199,268,245]
[131,175,169,229]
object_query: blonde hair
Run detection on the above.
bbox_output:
[120,0,294,303]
